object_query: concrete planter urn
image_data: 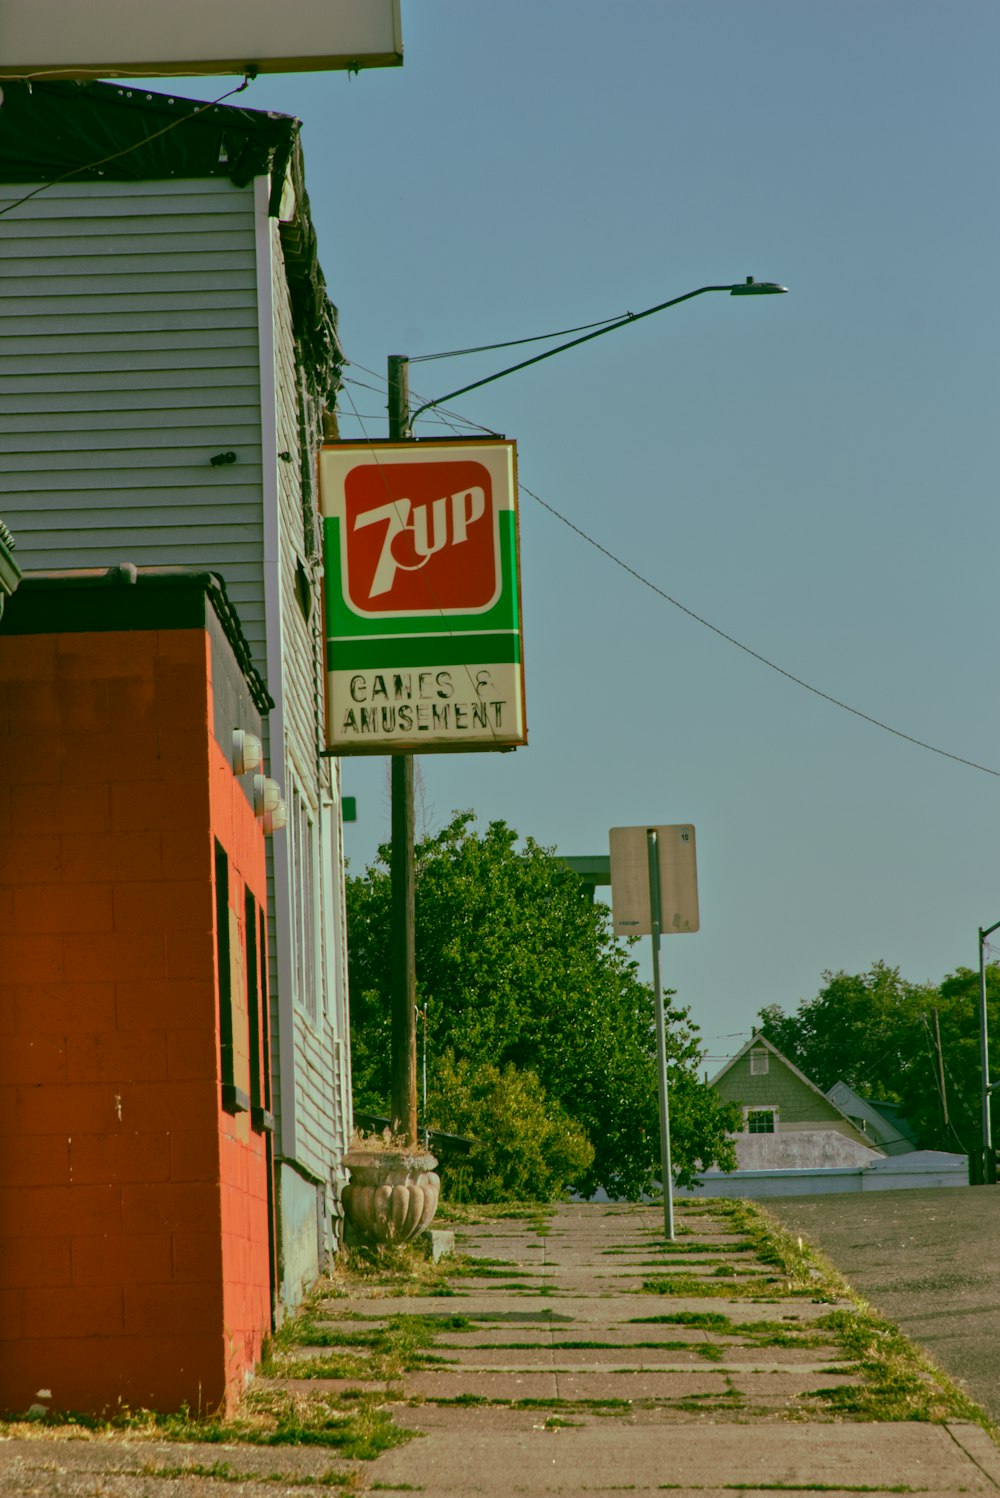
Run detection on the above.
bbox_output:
[342,1147,440,1247]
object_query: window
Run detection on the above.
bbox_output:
[746,1107,777,1134]
[215,841,249,1115]
[245,887,275,1134]
[750,1048,769,1076]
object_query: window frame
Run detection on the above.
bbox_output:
[744,1105,778,1134]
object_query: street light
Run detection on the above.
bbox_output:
[385,276,788,1145]
[404,278,788,434]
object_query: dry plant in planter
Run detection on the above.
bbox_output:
[342,1128,440,1246]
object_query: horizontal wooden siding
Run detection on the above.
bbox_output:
[0,178,267,672]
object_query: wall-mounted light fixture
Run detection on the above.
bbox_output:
[232,728,263,776]
[253,773,286,827]
[262,799,288,835]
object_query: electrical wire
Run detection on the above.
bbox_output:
[521,483,1000,780]
[0,75,255,222]
[342,372,497,437]
[335,354,1000,777]
[408,314,631,363]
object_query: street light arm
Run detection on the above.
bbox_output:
[405,278,787,433]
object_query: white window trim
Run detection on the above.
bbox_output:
[743,1105,779,1134]
[288,774,323,1025]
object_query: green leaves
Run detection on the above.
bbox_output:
[347,812,737,1198]
[427,1052,594,1202]
[758,959,1000,1153]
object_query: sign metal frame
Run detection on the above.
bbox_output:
[319,438,526,756]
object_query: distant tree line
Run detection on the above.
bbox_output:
[757,959,1000,1154]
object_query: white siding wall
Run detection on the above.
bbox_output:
[0,178,267,662]
[1,166,353,1282]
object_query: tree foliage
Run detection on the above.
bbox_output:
[758,959,1000,1153]
[347,812,738,1199]
[426,1051,595,1203]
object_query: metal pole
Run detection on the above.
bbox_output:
[647,828,674,1240]
[388,354,418,1145]
[978,922,1000,1185]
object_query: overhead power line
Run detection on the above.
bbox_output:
[335,355,1000,781]
[523,484,1000,781]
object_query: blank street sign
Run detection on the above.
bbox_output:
[609,825,699,937]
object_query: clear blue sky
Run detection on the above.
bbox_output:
[159,2,1000,1064]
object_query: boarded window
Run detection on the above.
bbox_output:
[750,1049,769,1075]
[245,887,274,1134]
[215,841,250,1115]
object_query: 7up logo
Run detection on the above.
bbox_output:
[342,459,498,615]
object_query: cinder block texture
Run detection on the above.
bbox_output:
[0,572,272,1417]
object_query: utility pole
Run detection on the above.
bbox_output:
[388,353,417,1145]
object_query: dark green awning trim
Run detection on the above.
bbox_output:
[1,564,273,712]
[327,632,521,670]
[0,79,297,194]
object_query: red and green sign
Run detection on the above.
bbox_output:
[319,439,526,754]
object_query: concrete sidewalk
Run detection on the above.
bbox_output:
[2,1200,998,1495]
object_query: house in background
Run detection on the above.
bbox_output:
[0,80,351,1307]
[825,1080,920,1156]
[711,1033,879,1170]
[682,1032,966,1198]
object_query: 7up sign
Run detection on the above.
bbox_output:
[319,439,526,754]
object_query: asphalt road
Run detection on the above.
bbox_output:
[768,1185,1000,1422]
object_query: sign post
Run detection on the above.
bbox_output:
[320,415,527,1144]
[609,824,699,1240]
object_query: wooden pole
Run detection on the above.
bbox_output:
[388,354,418,1145]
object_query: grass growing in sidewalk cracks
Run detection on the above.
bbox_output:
[627,1311,836,1350]
[656,1486,921,1494]
[141,1461,363,1490]
[683,1200,997,1431]
[0,1391,411,1458]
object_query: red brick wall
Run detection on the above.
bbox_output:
[0,623,271,1416]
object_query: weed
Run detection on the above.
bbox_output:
[628,1311,732,1329]
[141,1464,360,1490]
[3,1393,413,1459]
[806,1306,993,1427]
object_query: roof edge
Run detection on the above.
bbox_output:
[3,564,274,714]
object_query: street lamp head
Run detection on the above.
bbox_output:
[730,276,789,296]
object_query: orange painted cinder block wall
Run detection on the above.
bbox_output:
[209,730,272,1400]
[0,585,272,1418]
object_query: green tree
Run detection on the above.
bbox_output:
[426,1051,595,1203]
[347,812,738,1198]
[758,960,1000,1153]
